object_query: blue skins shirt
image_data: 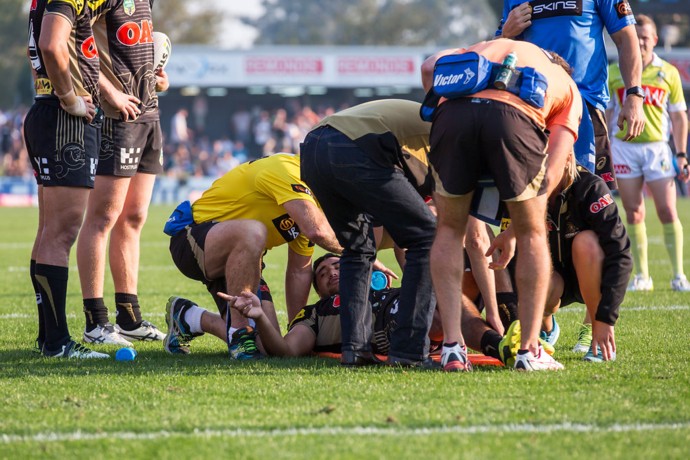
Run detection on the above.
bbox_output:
[496,0,635,111]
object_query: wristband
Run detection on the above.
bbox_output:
[55,88,78,106]
[676,152,687,159]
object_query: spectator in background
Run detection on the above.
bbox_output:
[170,107,190,146]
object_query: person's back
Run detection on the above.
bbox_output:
[192,153,315,253]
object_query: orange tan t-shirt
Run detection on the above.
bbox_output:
[458,39,582,137]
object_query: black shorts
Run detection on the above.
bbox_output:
[24,99,100,188]
[169,221,272,313]
[589,103,615,190]
[98,117,163,177]
[429,98,549,201]
[554,263,584,307]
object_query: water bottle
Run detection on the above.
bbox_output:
[494,52,518,90]
[370,271,388,291]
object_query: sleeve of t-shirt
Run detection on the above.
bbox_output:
[598,0,636,36]
[287,304,318,336]
[667,65,688,113]
[546,81,583,138]
[46,0,78,24]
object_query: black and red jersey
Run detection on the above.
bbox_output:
[29,0,100,104]
[547,167,632,325]
[288,289,400,354]
[93,0,158,122]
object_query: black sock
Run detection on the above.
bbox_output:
[480,329,503,360]
[35,263,70,351]
[115,293,142,330]
[496,292,519,330]
[83,298,109,331]
[30,260,45,346]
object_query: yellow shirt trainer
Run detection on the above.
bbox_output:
[192,153,317,256]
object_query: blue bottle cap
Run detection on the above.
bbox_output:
[371,271,388,291]
[115,347,137,361]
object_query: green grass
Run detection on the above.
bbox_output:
[1,200,690,459]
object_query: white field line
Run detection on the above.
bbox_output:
[1,305,686,320]
[1,422,689,444]
[0,241,169,250]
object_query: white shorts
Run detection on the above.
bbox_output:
[611,138,675,182]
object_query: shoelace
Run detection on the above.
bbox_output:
[576,325,591,343]
[238,333,258,354]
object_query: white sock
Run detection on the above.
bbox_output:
[185,305,205,334]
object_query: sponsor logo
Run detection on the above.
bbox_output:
[291,183,312,196]
[615,1,632,19]
[123,0,135,16]
[33,157,50,181]
[589,193,614,213]
[90,158,97,177]
[31,0,37,11]
[616,86,667,107]
[530,0,582,20]
[333,295,340,308]
[433,67,475,87]
[34,78,53,96]
[272,213,301,242]
[596,155,607,171]
[81,35,98,59]
[389,298,399,315]
[601,172,615,183]
[117,20,154,46]
[120,147,141,165]
[614,164,631,175]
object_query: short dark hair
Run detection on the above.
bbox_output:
[312,253,341,292]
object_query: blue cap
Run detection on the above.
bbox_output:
[370,271,388,291]
[115,347,137,361]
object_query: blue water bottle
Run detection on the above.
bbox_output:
[370,271,388,291]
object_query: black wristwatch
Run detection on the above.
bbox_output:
[625,86,645,98]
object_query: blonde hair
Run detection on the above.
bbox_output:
[635,14,657,35]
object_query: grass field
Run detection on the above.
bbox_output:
[1,200,689,459]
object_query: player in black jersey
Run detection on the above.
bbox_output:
[76,0,168,346]
[544,157,632,362]
[24,0,106,359]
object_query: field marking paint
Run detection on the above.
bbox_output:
[2,422,689,444]
[1,306,686,320]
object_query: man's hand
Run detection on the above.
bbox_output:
[57,89,96,122]
[499,2,532,38]
[486,226,516,270]
[591,320,616,361]
[677,157,690,183]
[219,291,264,320]
[107,90,141,121]
[372,259,399,283]
[155,69,170,92]
[618,94,646,140]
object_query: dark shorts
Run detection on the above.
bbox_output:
[24,99,100,188]
[553,260,584,308]
[429,98,549,201]
[169,221,271,314]
[589,103,615,190]
[98,117,163,177]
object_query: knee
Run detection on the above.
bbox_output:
[572,231,603,264]
[239,221,267,253]
[656,206,676,224]
[119,206,149,231]
[87,206,121,234]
